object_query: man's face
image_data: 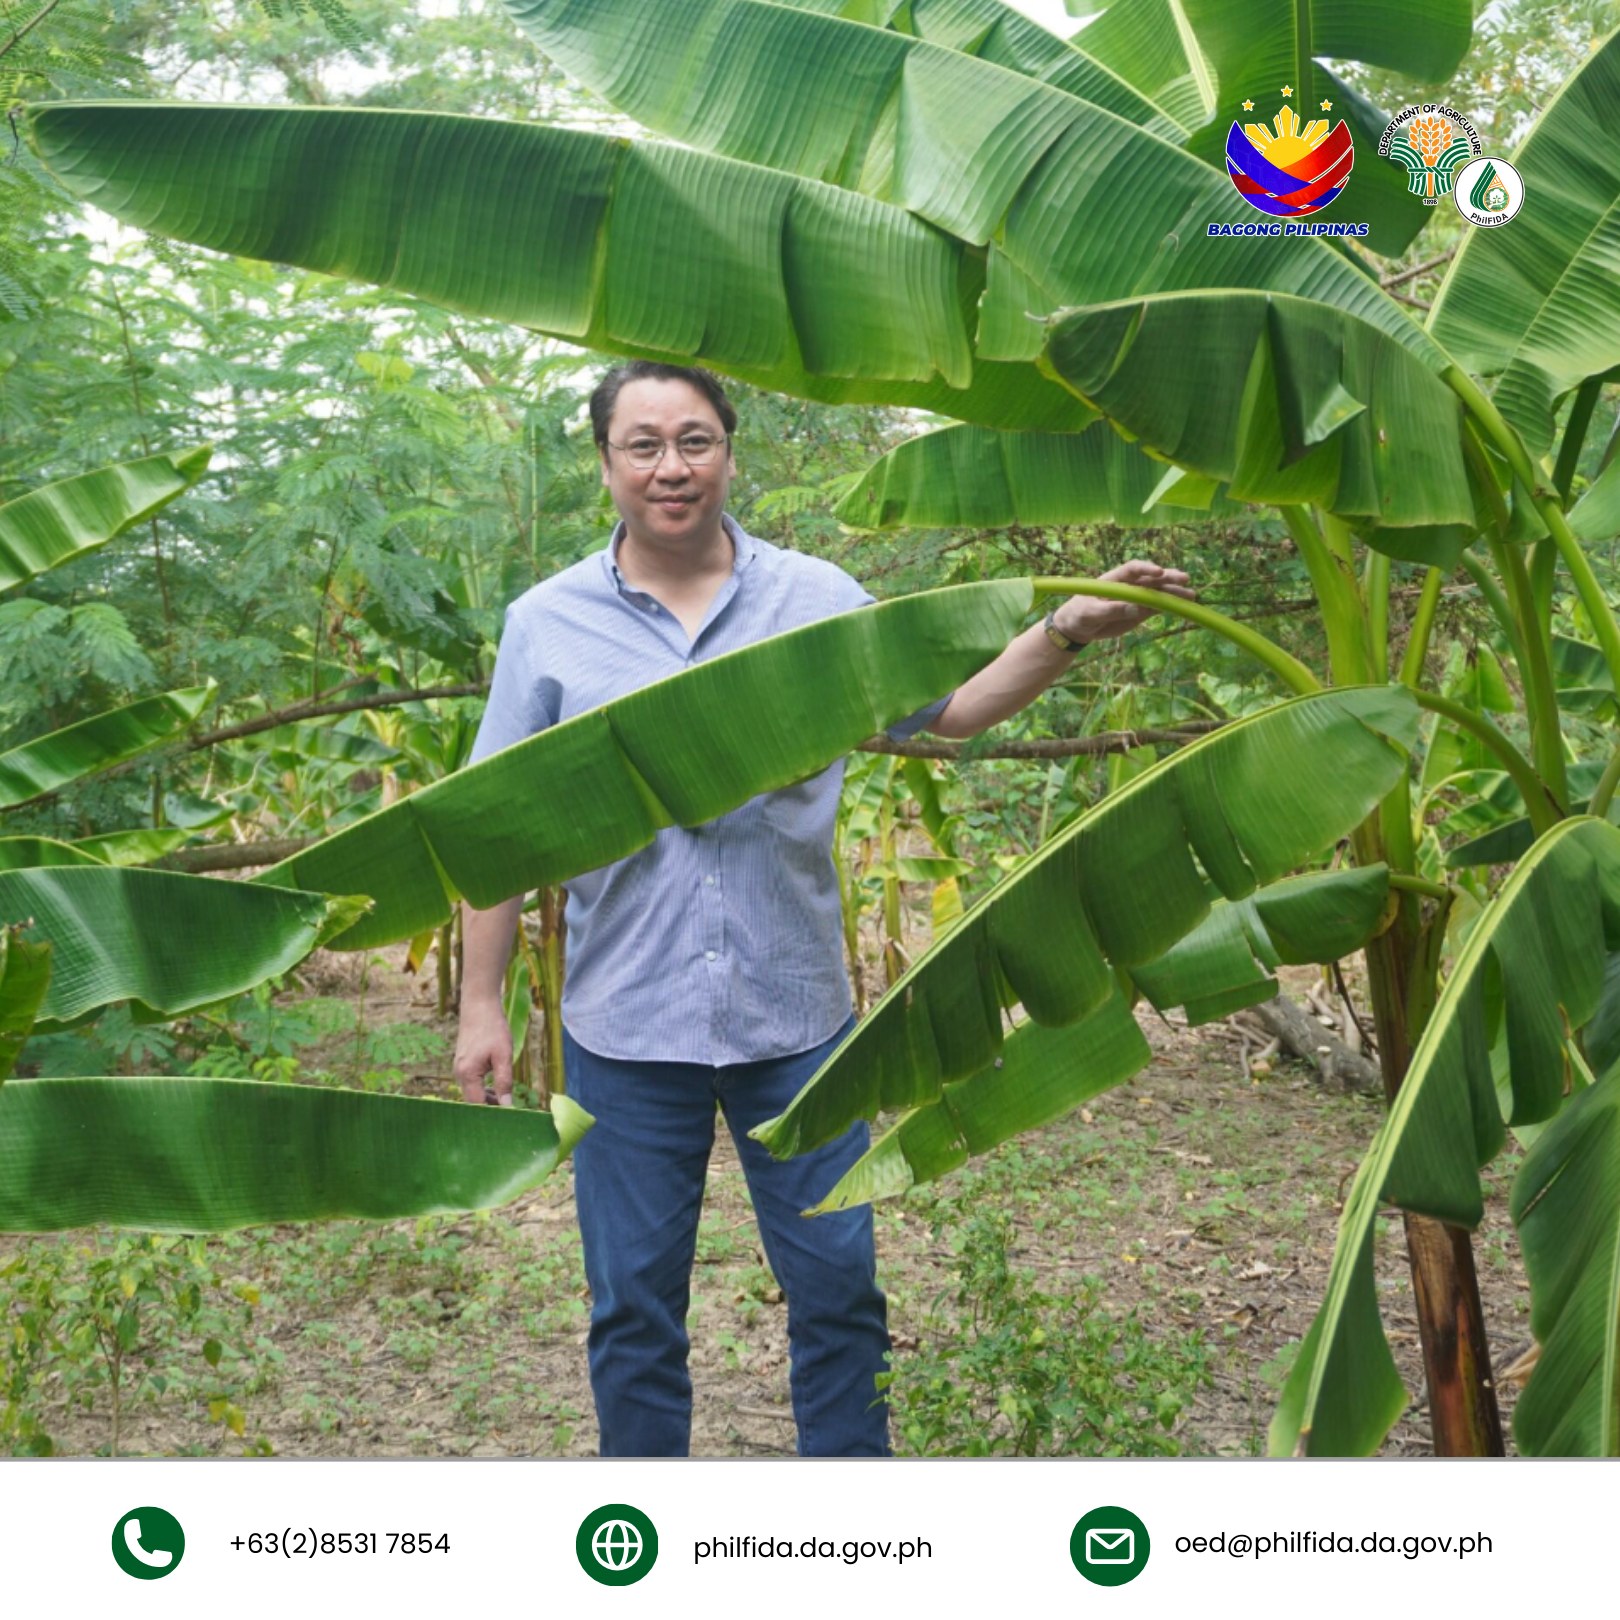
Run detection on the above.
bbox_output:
[599,377,737,548]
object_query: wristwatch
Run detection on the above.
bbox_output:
[1043,606,1086,654]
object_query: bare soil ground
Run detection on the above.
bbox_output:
[3,954,1531,1459]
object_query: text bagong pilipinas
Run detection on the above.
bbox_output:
[1207,222,1371,236]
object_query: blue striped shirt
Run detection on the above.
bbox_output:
[469,515,951,1064]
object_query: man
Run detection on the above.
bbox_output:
[453,361,1192,1457]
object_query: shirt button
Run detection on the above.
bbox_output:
[705,950,717,961]
[705,875,715,885]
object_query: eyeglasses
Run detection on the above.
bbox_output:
[606,432,729,470]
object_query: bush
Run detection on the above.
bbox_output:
[881,1211,1209,1457]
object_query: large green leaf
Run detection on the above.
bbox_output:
[785,0,1202,132]
[0,448,210,591]
[1512,1065,1620,1455]
[1569,454,1620,545]
[1064,0,1215,133]
[812,991,1151,1211]
[258,582,1032,950]
[0,868,368,1027]
[1272,817,1620,1456]
[1040,291,1476,552]
[835,419,1242,529]
[1129,863,1390,1024]
[505,0,1184,154]
[29,103,1087,434]
[0,838,105,872]
[755,685,1420,1162]
[0,1080,592,1232]
[0,683,214,808]
[1428,28,1620,458]
[0,930,51,1083]
[496,0,1429,370]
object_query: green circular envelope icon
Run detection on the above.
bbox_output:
[576,1503,658,1586]
[1070,1505,1150,1586]
[112,1507,185,1580]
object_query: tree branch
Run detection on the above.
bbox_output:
[859,724,1218,760]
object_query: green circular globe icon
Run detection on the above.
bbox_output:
[593,1519,642,1569]
[577,1503,658,1586]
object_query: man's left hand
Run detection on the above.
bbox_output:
[1051,560,1195,646]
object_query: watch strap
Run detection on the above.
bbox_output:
[1044,606,1085,654]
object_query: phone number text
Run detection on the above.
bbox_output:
[229,1530,450,1558]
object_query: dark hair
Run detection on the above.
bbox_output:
[589,361,738,450]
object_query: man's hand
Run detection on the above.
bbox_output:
[1051,559,1195,645]
[453,996,515,1105]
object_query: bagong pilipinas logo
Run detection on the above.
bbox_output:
[1226,87,1354,218]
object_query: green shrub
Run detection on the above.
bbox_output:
[881,1211,1209,1457]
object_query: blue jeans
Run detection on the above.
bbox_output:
[564,1018,890,1457]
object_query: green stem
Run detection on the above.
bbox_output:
[1293,0,1314,118]
[1454,422,1567,803]
[1031,577,1320,695]
[1589,746,1620,822]
[1412,688,1559,836]
[1554,374,1603,507]
[1457,551,1526,669]
[1387,871,1451,902]
[1364,549,1390,683]
[1485,535,1567,807]
[1448,364,1620,702]
[1398,567,1444,688]
[1277,507,1370,682]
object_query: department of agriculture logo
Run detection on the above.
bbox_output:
[1226,86,1354,218]
[576,1502,658,1587]
[1454,157,1525,227]
[1071,1504,1151,1587]
[1378,103,1483,204]
[111,1506,185,1580]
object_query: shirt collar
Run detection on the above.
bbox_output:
[603,513,756,596]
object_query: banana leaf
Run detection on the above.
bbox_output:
[0,867,369,1027]
[1272,817,1620,1456]
[0,930,51,1083]
[756,684,1419,1161]
[0,1079,592,1232]
[508,0,1184,140]
[1040,291,1476,553]
[835,420,1240,530]
[1129,864,1390,1025]
[1444,760,1616,869]
[1570,455,1620,546]
[258,582,1032,950]
[1061,0,1216,132]
[70,828,190,865]
[1428,27,1620,458]
[775,0,1202,133]
[0,447,210,591]
[495,0,1433,368]
[0,837,105,872]
[29,103,1088,434]
[812,992,1151,1211]
[1512,1064,1620,1454]
[0,683,214,808]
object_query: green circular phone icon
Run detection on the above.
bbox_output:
[112,1507,185,1580]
